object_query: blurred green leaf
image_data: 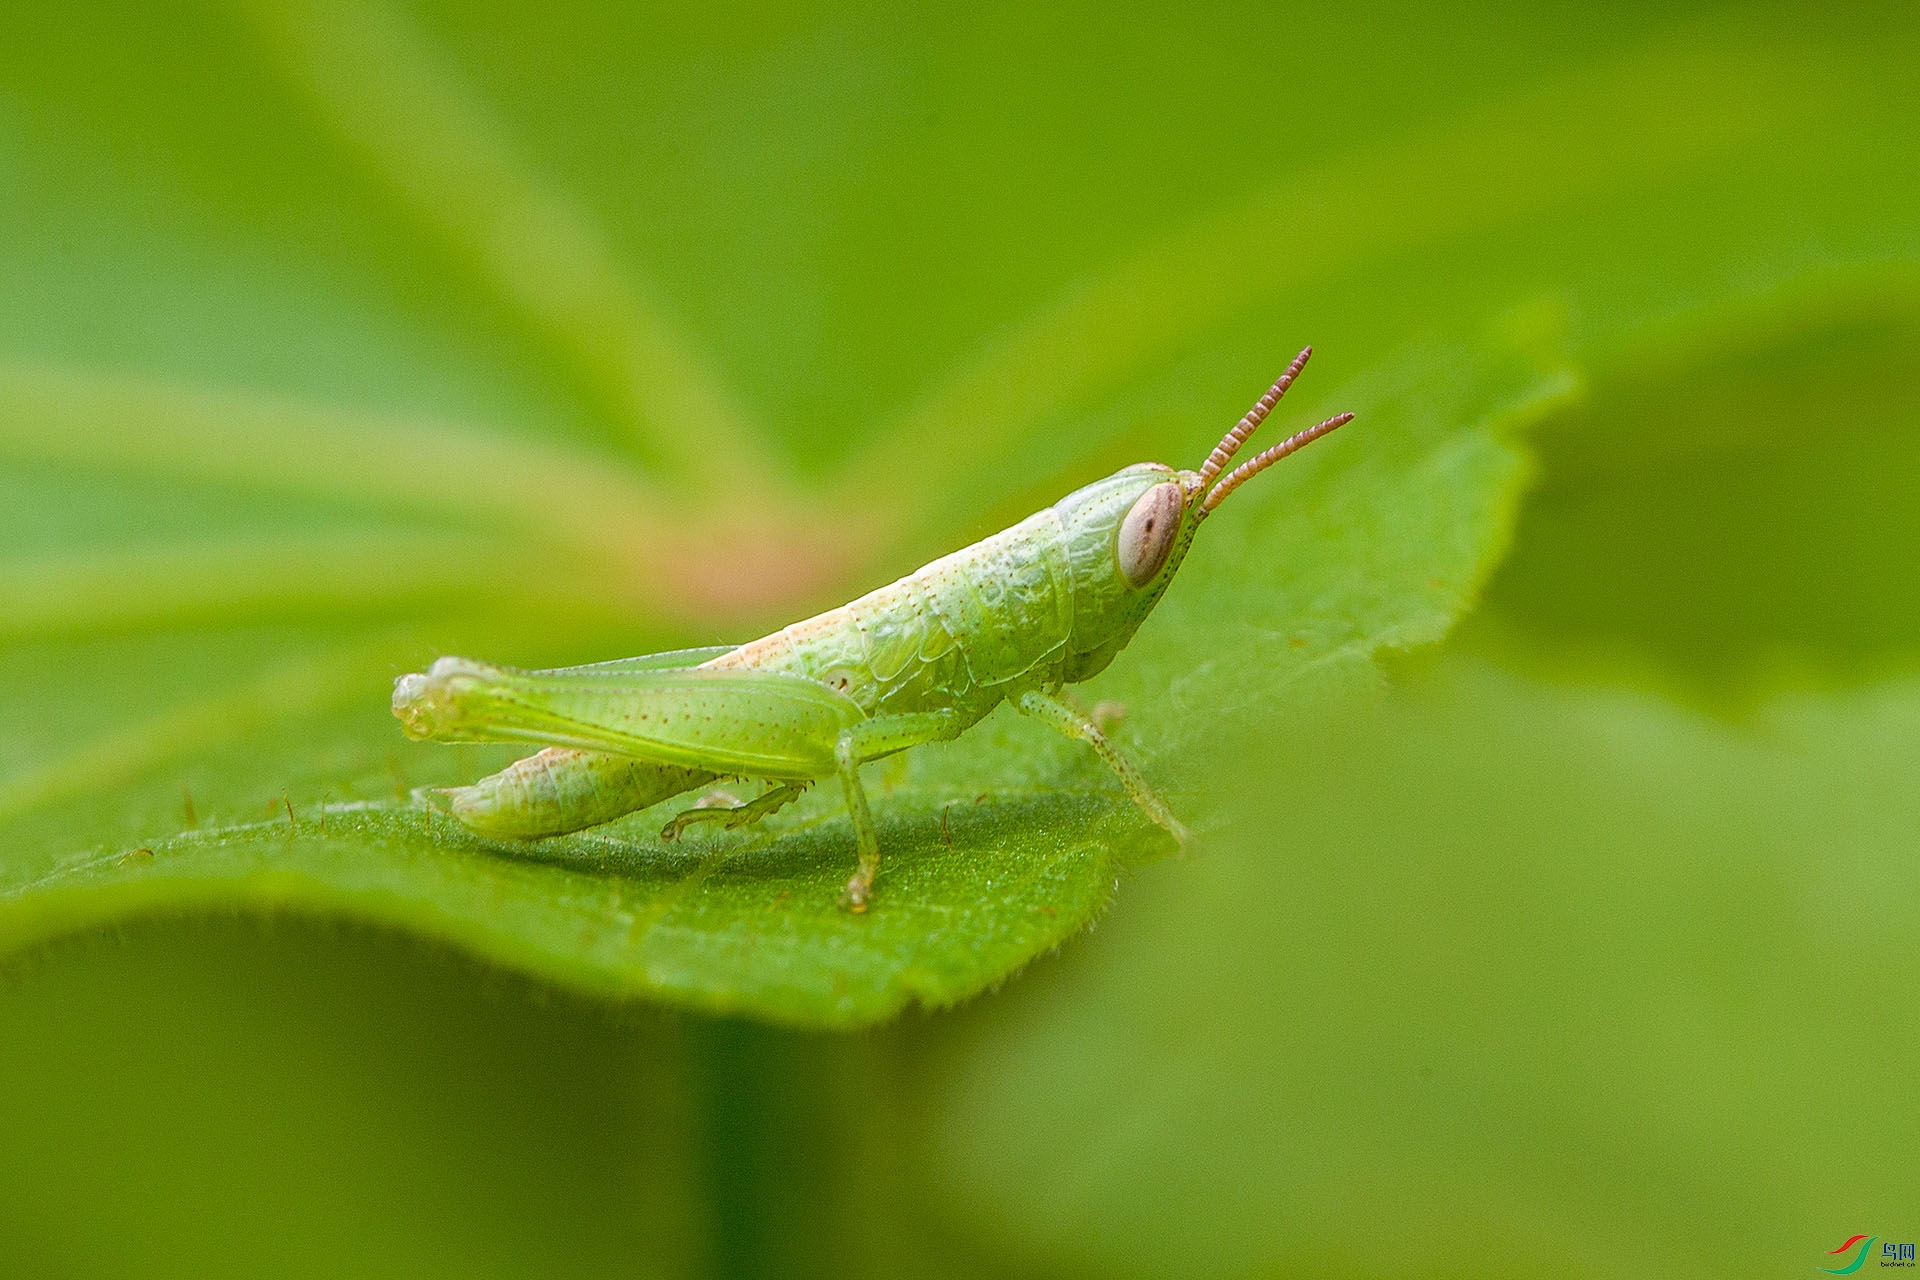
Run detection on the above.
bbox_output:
[907,654,1920,1278]
[1471,283,1920,703]
[0,919,718,1279]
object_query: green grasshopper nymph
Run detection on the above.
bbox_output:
[393,346,1352,910]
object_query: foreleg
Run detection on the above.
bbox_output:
[1016,689,1190,846]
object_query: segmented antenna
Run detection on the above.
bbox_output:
[1201,412,1355,513]
[1198,346,1314,486]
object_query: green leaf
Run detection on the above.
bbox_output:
[3,0,1917,1029]
[0,331,1560,1025]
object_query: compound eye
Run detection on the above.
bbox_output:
[1117,482,1184,588]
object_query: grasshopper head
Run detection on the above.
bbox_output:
[1052,346,1352,681]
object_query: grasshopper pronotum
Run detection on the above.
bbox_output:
[394,346,1352,910]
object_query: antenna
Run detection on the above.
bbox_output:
[1198,346,1314,486]
[1201,412,1355,513]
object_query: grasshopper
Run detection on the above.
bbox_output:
[393,346,1352,910]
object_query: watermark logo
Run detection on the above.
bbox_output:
[1822,1236,1917,1273]
[1824,1237,1876,1275]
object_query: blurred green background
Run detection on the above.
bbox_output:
[3,1,1918,1276]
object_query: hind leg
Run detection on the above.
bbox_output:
[442,748,714,839]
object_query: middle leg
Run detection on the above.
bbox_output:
[834,710,962,912]
[660,781,809,841]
